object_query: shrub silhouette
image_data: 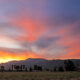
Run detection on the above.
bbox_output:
[29,67,32,72]
[34,65,42,71]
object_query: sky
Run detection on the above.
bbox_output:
[0,0,80,63]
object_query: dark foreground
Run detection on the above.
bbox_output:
[0,72,80,80]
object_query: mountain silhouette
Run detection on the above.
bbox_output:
[0,58,80,70]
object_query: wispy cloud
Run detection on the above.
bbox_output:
[0,0,80,61]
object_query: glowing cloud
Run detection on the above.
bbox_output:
[0,0,80,62]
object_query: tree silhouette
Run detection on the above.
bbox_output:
[34,65,38,71]
[34,65,42,71]
[12,65,26,72]
[53,67,57,72]
[29,67,32,72]
[25,67,28,72]
[21,65,25,71]
[20,65,25,71]
[12,65,14,71]
[1,66,5,72]
[58,66,64,72]
[8,68,11,72]
[14,65,20,71]
[38,66,42,71]
[64,60,76,71]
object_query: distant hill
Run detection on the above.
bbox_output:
[0,58,80,70]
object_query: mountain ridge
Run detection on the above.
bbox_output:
[0,58,80,70]
[1,58,80,64]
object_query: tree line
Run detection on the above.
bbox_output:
[0,60,79,72]
[0,65,43,72]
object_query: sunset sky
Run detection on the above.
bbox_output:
[0,0,80,63]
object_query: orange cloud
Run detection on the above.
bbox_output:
[8,16,45,42]
[56,25,80,59]
[0,50,44,63]
[0,0,80,60]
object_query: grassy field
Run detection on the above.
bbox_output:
[0,72,80,80]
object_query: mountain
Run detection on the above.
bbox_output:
[0,58,80,70]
